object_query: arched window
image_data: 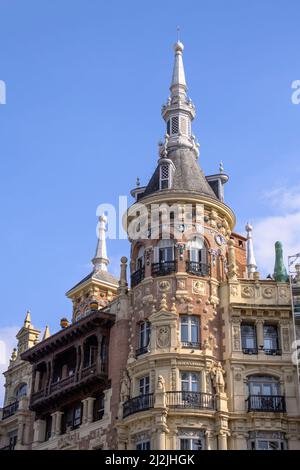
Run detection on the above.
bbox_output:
[152,239,177,276]
[247,375,285,412]
[15,383,27,399]
[186,237,209,276]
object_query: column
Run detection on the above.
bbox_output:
[157,429,166,450]
[255,319,264,353]
[218,432,228,450]
[81,398,88,425]
[200,370,207,393]
[86,397,96,424]
[55,411,63,436]
[34,370,40,393]
[33,419,46,444]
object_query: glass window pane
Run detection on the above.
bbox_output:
[181,324,189,342]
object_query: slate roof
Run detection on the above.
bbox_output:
[66,269,118,294]
[141,147,217,199]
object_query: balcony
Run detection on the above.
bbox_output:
[181,341,201,349]
[131,267,145,288]
[123,393,154,418]
[246,395,286,412]
[135,346,150,357]
[186,261,210,277]
[151,261,177,277]
[264,349,282,356]
[31,361,107,409]
[166,391,216,410]
[243,348,258,355]
[2,401,19,420]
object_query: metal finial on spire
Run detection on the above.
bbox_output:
[246,222,257,279]
[176,25,180,42]
[92,214,109,272]
[136,177,140,187]
[219,161,224,173]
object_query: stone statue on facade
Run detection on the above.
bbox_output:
[120,370,130,403]
[156,375,165,392]
[211,362,225,393]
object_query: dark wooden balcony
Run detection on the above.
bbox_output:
[186,261,210,276]
[166,391,216,410]
[131,267,145,288]
[246,395,286,412]
[123,393,154,418]
[30,361,107,409]
[151,261,177,276]
[1,400,19,420]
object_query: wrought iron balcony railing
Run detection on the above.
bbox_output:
[131,267,145,288]
[151,261,177,277]
[264,349,282,356]
[181,341,201,349]
[2,400,19,420]
[242,348,258,355]
[166,391,216,410]
[246,395,286,412]
[123,393,154,418]
[186,261,210,276]
[136,346,150,357]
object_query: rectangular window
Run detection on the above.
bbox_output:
[160,164,170,190]
[180,316,200,348]
[181,372,200,392]
[139,376,150,395]
[136,440,151,450]
[241,323,257,353]
[180,438,202,450]
[167,120,170,135]
[139,322,151,349]
[263,325,279,353]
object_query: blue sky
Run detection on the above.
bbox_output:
[0,0,299,356]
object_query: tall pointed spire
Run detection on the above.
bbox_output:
[42,325,50,340]
[24,310,31,328]
[170,41,187,98]
[92,214,109,272]
[246,223,257,279]
[161,40,197,156]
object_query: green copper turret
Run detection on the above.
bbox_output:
[273,241,289,282]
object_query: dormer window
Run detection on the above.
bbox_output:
[160,164,170,189]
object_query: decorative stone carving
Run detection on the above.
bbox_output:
[157,326,171,348]
[211,362,225,393]
[177,279,186,290]
[158,280,171,292]
[192,280,205,295]
[282,327,290,352]
[230,285,238,297]
[241,286,255,298]
[232,321,241,351]
[262,287,274,299]
[156,375,165,392]
[120,370,130,403]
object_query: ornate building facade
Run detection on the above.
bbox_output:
[0,41,300,451]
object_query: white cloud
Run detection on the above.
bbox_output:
[263,185,300,213]
[253,185,300,276]
[0,327,18,406]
